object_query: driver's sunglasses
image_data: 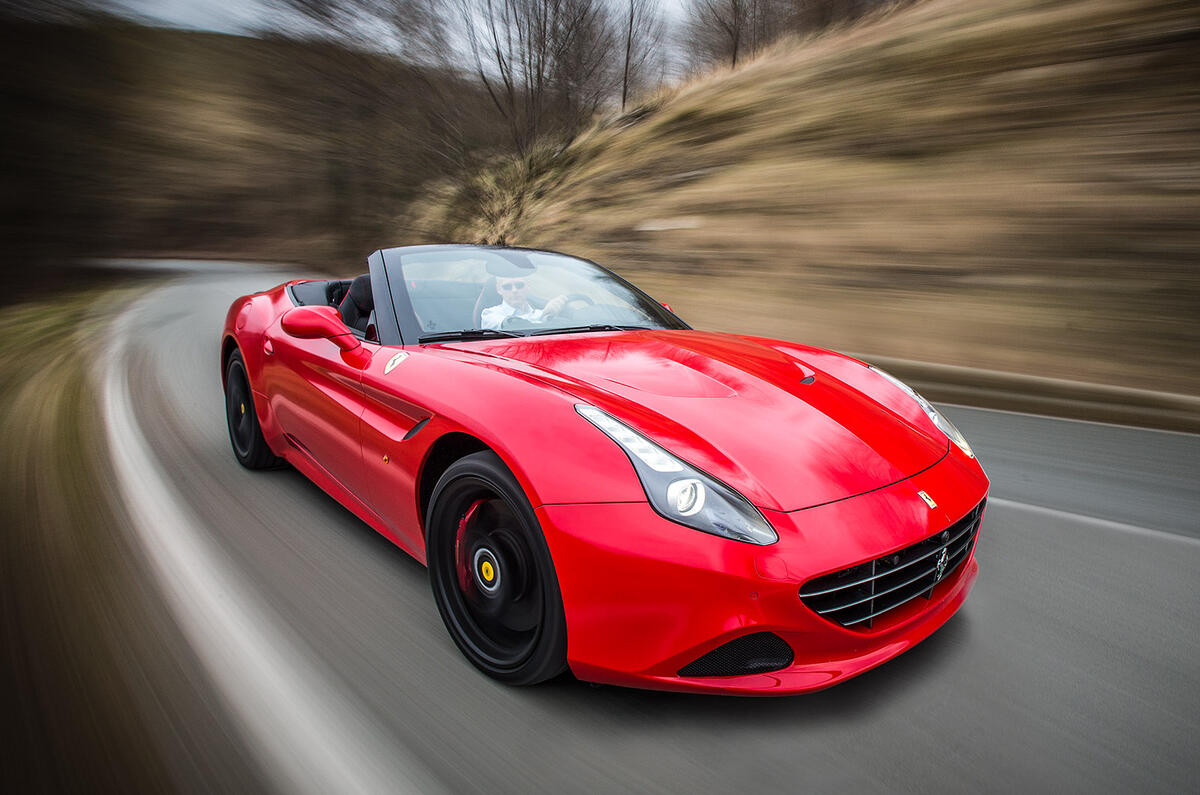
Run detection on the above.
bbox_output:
[498,280,526,291]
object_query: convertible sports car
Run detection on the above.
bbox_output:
[221,244,988,694]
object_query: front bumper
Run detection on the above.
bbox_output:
[536,447,988,695]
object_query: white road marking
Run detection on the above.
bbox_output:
[99,293,440,795]
[988,497,1200,547]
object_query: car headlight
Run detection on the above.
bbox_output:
[868,366,974,458]
[575,405,778,545]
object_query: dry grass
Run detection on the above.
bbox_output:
[404,0,1200,394]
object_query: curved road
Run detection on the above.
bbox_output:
[99,266,1200,793]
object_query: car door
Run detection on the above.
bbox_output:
[260,317,372,501]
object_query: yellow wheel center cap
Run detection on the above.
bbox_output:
[473,548,501,592]
[240,402,245,415]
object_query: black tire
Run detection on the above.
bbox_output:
[224,349,284,470]
[426,450,568,685]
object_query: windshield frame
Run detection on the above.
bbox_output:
[377,245,690,345]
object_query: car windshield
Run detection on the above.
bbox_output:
[390,248,687,340]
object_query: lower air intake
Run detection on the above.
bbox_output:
[678,632,794,677]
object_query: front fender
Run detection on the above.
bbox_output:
[367,348,647,511]
[222,284,298,452]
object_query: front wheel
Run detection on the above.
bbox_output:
[224,349,284,470]
[426,451,567,684]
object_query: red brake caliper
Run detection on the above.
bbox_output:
[455,499,486,593]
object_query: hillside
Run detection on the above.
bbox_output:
[0,21,503,290]
[404,0,1200,397]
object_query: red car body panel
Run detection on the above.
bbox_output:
[539,447,985,694]
[429,332,950,511]
[222,249,989,694]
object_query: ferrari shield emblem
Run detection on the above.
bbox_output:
[918,490,937,509]
[384,351,409,375]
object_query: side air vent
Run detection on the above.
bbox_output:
[678,632,794,677]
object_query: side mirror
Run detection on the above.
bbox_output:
[281,305,360,352]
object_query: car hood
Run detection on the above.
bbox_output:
[433,330,948,512]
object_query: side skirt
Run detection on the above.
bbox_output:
[281,441,428,566]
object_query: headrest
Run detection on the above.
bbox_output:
[346,274,373,311]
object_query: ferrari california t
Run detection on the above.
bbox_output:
[221,245,988,694]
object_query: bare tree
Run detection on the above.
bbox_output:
[265,0,450,63]
[260,0,484,255]
[619,0,664,111]
[462,0,620,154]
[689,0,743,68]
[685,0,894,71]
[790,0,879,33]
[551,0,620,131]
[686,0,784,69]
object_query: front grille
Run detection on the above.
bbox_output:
[798,500,985,629]
[678,632,795,677]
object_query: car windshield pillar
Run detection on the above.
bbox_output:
[367,249,404,346]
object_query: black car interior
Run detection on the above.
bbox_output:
[288,275,375,338]
[291,274,574,339]
[289,279,351,308]
[339,275,374,334]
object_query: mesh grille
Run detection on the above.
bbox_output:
[678,632,794,678]
[798,500,985,630]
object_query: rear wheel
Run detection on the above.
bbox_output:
[224,349,284,470]
[426,451,567,684]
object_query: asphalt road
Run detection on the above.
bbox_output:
[100,267,1200,793]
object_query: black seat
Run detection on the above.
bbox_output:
[339,274,373,333]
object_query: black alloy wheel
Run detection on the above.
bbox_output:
[224,349,284,470]
[427,450,567,684]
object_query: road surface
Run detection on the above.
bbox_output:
[97,266,1200,793]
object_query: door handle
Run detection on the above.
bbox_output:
[263,338,274,356]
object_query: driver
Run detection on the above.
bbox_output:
[481,275,567,329]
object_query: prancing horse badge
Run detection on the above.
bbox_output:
[384,351,409,374]
[918,490,937,509]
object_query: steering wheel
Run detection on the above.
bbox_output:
[500,295,596,328]
[500,315,535,330]
[557,293,594,320]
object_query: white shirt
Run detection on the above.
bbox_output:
[480,301,547,329]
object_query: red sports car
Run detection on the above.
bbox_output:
[221,245,988,694]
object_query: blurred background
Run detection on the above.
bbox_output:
[3,0,1198,393]
[2,0,1199,791]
